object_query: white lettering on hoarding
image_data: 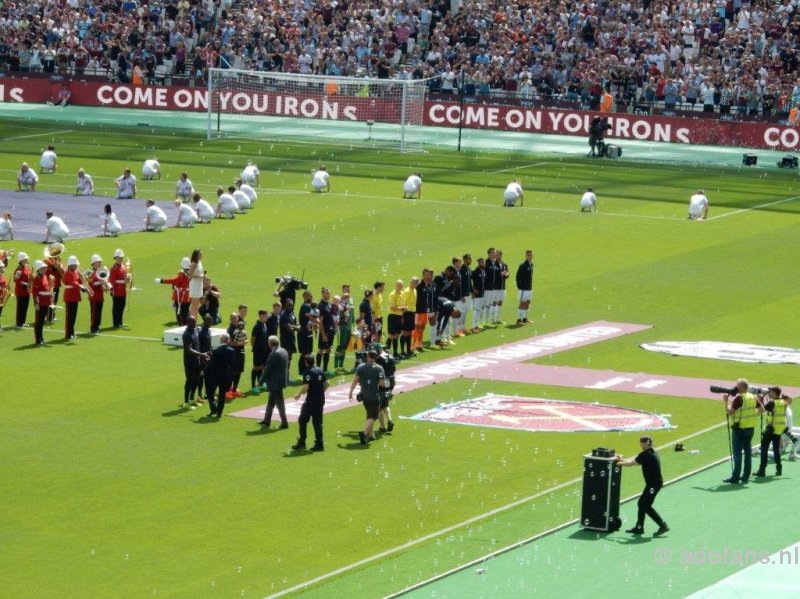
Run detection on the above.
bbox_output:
[0,85,24,102]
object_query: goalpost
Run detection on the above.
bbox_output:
[207,68,433,152]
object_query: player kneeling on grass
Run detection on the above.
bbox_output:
[240,163,260,187]
[236,178,257,206]
[232,184,251,210]
[116,168,137,199]
[175,172,194,201]
[144,200,168,232]
[580,187,597,212]
[45,211,69,243]
[101,204,123,237]
[403,172,422,199]
[311,166,330,193]
[192,193,215,223]
[142,158,161,181]
[40,145,58,174]
[292,355,329,452]
[76,169,94,196]
[18,163,39,191]
[616,436,669,537]
[215,186,240,218]
[688,189,709,220]
[503,178,523,207]
[174,200,199,228]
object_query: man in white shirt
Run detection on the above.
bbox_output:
[192,193,215,223]
[142,158,161,180]
[215,186,239,218]
[144,200,168,231]
[45,211,69,243]
[0,211,13,241]
[236,179,257,206]
[116,169,137,199]
[175,172,194,200]
[580,187,597,212]
[503,179,523,207]
[688,189,709,220]
[232,186,251,210]
[311,166,330,192]
[76,169,94,195]
[240,163,260,186]
[174,200,199,227]
[403,172,422,199]
[18,163,39,191]
[40,145,58,173]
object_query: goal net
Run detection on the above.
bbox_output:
[207,68,432,152]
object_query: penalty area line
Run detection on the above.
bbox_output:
[706,195,800,220]
[267,421,727,599]
[3,129,75,141]
[42,329,161,342]
[491,162,549,174]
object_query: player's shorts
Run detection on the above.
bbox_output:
[297,333,313,355]
[517,290,532,302]
[402,311,416,332]
[498,289,507,302]
[387,314,403,335]
[317,329,335,350]
[252,350,268,368]
[483,289,497,304]
[363,399,380,420]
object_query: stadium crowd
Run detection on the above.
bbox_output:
[1,0,800,116]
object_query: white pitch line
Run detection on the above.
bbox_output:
[266,420,727,599]
[3,129,75,141]
[42,329,161,342]
[540,405,606,431]
[492,162,548,174]
[706,194,800,221]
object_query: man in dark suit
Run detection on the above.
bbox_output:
[206,333,238,417]
[257,335,290,429]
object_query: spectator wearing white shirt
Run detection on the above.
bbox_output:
[240,164,260,186]
[142,158,161,180]
[45,211,69,243]
[145,200,168,232]
[102,204,123,237]
[580,187,597,212]
[76,169,94,196]
[174,200,199,228]
[403,172,422,199]
[40,145,58,173]
[192,193,215,223]
[116,169,137,199]
[311,166,330,192]
[503,179,524,207]
[215,186,239,219]
[688,190,709,220]
[18,163,39,191]
[236,179,257,206]
[0,211,13,241]
[175,172,195,200]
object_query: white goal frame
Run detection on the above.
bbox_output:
[207,68,433,152]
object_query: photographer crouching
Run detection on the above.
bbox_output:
[755,387,795,478]
[719,379,759,484]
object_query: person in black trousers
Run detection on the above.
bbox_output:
[617,436,669,536]
[205,333,237,417]
[181,316,205,409]
[292,355,329,451]
[257,335,290,429]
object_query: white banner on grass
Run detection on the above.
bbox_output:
[641,341,800,364]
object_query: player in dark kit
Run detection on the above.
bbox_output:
[375,344,396,433]
[434,296,461,347]
[515,250,534,325]
[250,309,270,393]
[617,436,669,536]
[292,355,329,451]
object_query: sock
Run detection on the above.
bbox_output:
[298,359,304,376]
[250,369,257,387]
[233,374,240,390]
[184,381,191,403]
[316,352,322,367]
[322,352,330,371]
[391,338,398,355]
[429,324,436,344]
[334,351,342,369]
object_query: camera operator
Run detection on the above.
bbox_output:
[588,116,610,158]
[755,387,792,477]
[723,379,759,484]
[274,275,297,308]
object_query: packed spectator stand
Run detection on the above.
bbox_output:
[1,0,799,121]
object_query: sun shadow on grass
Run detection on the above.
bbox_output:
[568,528,614,541]
[690,484,747,493]
[192,415,220,424]
[162,408,191,417]
[245,427,276,436]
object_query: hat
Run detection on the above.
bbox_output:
[67,255,79,267]
[91,254,102,264]
[18,251,29,262]
[180,257,191,270]
[34,259,46,271]
[113,248,125,258]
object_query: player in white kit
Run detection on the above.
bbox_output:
[175,172,194,200]
[145,200,168,231]
[40,145,58,173]
[311,166,330,192]
[403,172,422,199]
[174,200,199,227]
[142,159,161,180]
[76,169,94,195]
[192,193,215,223]
[116,169,137,199]
[580,188,597,212]
[503,179,523,207]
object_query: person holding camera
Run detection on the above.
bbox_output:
[755,387,792,477]
[349,349,387,445]
[723,379,759,484]
[292,355,329,452]
[375,344,397,434]
[616,436,669,536]
[588,116,609,158]
[278,299,300,379]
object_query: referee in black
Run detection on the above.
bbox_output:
[616,436,669,536]
[292,355,328,451]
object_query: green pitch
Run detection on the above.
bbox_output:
[1,113,799,598]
